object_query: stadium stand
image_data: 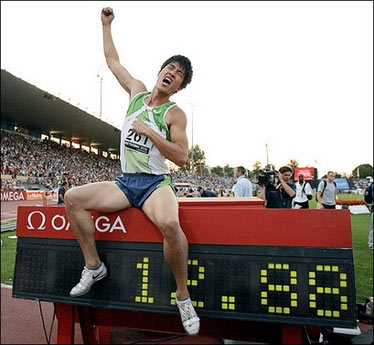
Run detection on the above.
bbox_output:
[1,129,238,194]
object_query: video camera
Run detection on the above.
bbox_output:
[258,170,278,186]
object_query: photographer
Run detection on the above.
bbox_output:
[259,166,296,208]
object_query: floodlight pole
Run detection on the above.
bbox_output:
[98,75,103,119]
[97,65,103,119]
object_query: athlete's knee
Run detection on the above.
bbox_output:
[64,188,82,211]
[159,218,181,241]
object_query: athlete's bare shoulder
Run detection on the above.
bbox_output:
[165,105,187,127]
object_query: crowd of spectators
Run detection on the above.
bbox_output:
[353,178,372,190]
[171,170,237,196]
[1,130,238,194]
[1,129,371,198]
[1,129,122,190]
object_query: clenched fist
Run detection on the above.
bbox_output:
[101,7,114,25]
[132,119,151,136]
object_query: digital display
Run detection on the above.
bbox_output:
[294,168,317,181]
[13,204,356,329]
[13,239,356,328]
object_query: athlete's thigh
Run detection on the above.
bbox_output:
[67,181,131,212]
[142,185,179,228]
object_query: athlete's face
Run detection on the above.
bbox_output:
[157,62,185,94]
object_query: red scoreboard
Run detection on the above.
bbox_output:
[13,198,356,328]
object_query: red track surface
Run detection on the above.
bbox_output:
[1,285,218,344]
[1,285,83,344]
[1,199,57,222]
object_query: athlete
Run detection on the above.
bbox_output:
[64,7,199,336]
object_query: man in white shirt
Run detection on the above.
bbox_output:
[233,166,253,197]
[294,174,313,209]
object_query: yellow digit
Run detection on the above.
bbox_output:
[135,257,154,304]
[309,265,347,317]
[170,259,205,308]
[260,263,297,315]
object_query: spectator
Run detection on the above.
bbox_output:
[317,171,337,209]
[293,174,313,209]
[232,166,253,197]
[58,181,68,206]
[170,169,236,192]
[364,182,373,250]
[259,166,296,208]
[197,186,217,197]
[1,129,122,190]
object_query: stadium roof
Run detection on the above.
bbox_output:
[1,69,121,155]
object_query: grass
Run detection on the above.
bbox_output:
[1,219,16,225]
[1,194,373,303]
[350,214,373,302]
[1,230,17,285]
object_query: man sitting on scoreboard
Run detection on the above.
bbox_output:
[64,7,199,336]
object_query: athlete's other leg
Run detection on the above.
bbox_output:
[64,181,131,268]
[143,185,199,336]
[142,185,189,300]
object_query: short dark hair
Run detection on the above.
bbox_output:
[236,166,246,175]
[159,55,193,89]
[279,166,293,174]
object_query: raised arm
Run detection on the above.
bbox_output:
[101,7,146,99]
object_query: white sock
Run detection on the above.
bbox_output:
[177,296,190,303]
[87,262,102,273]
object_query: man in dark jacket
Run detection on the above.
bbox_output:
[197,186,217,197]
[365,182,373,249]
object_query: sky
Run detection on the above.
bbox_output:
[1,1,373,176]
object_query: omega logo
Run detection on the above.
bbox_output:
[27,211,46,230]
[26,211,127,234]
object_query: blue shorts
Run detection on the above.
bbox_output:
[115,173,174,209]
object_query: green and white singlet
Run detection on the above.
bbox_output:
[120,91,176,175]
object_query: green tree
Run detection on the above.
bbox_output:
[211,165,224,176]
[288,159,299,169]
[223,164,234,177]
[250,161,263,178]
[181,145,206,174]
[351,164,373,179]
[202,167,210,175]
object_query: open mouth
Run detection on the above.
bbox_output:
[162,77,172,86]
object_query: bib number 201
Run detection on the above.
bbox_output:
[126,129,149,145]
[125,129,151,155]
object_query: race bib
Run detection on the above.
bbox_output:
[124,118,156,155]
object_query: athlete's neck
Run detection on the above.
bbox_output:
[145,87,172,108]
